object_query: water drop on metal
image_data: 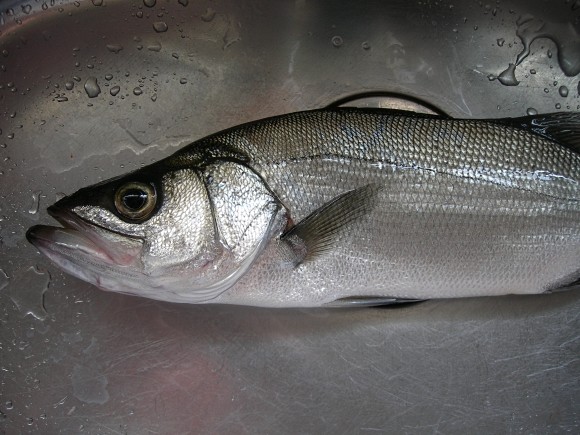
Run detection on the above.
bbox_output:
[92,0,103,6]
[555,103,561,109]
[361,41,371,50]
[179,77,187,84]
[105,74,113,80]
[153,21,168,33]
[558,86,569,98]
[84,77,101,98]
[133,87,143,95]
[106,44,123,54]
[110,85,120,96]
[65,81,74,90]
[526,107,538,116]
[201,7,215,22]
[151,93,157,102]
[143,0,156,7]
[331,35,344,48]
[496,38,505,47]
[28,190,43,215]
[497,63,519,86]
[178,0,189,6]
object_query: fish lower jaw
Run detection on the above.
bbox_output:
[27,225,117,266]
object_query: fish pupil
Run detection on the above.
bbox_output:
[122,189,148,210]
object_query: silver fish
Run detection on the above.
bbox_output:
[27,109,580,307]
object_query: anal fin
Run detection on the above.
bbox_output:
[325,296,425,308]
[279,184,380,267]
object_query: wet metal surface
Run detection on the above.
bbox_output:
[0,0,579,433]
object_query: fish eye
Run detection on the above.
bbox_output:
[114,182,157,221]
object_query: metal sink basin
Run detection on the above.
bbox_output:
[1,0,578,433]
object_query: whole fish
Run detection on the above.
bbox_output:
[27,109,580,307]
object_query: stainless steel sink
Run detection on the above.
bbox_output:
[1,0,578,433]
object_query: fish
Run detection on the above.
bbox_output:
[26,108,580,307]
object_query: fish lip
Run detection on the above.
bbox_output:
[27,205,117,265]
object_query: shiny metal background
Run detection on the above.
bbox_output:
[1,0,579,433]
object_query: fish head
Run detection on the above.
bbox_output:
[27,156,285,303]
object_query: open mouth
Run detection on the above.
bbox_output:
[26,205,117,265]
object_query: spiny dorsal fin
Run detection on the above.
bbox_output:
[501,112,580,155]
[279,184,380,267]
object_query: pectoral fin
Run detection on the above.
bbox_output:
[279,184,380,267]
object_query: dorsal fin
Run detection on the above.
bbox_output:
[498,112,580,155]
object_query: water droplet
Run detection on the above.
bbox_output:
[143,0,156,7]
[2,49,9,57]
[42,2,48,10]
[26,417,34,426]
[530,69,536,74]
[7,133,14,139]
[201,7,215,22]
[497,38,505,47]
[496,63,519,86]
[7,266,50,321]
[514,16,580,77]
[56,96,68,102]
[153,21,168,32]
[361,41,371,50]
[106,44,123,54]
[65,81,74,90]
[84,77,101,98]
[555,103,561,109]
[28,190,43,215]
[5,400,13,410]
[22,4,32,14]
[331,35,343,48]
[179,0,189,6]
[147,43,162,52]
[73,76,81,82]
[558,85,568,97]
[133,87,143,95]
[150,93,157,102]
[136,11,143,18]
[544,88,549,93]
[105,74,113,81]
[92,0,103,6]
[110,85,120,96]
[179,77,187,84]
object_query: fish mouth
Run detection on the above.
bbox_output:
[26,205,118,266]
[28,203,145,268]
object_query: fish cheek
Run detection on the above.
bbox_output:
[139,169,220,274]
